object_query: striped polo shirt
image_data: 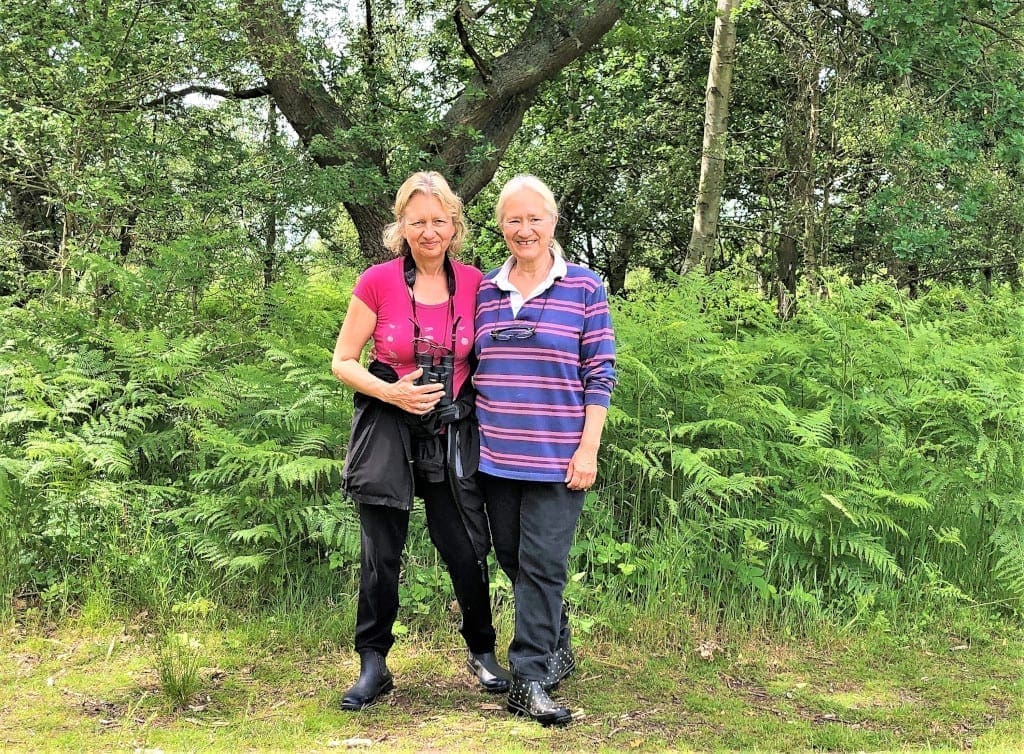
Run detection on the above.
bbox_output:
[473,258,617,482]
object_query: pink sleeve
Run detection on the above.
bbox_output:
[352,259,408,313]
[455,261,483,305]
[352,266,381,312]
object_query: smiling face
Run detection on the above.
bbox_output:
[499,188,556,266]
[401,191,455,264]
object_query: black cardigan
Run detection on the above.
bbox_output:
[341,360,491,563]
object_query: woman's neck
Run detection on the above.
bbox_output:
[512,253,553,279]
[410,256,450,304]
[415,257,446,278]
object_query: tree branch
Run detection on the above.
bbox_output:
[111,0,144,68]
[963,14,1024,45]
[438,0,623,198]
[365,0,376,68]
[455,2,492,84]
[450,0,622,110]
[904,260,1019,284]
[143,85,271,109]
[760,0,811,47]
[238,0,358,165]
[236,0,622,260]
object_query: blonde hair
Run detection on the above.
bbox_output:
[494,174,564,256]
[382,171,468,256]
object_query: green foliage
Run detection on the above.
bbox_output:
[598,273,1024,622]
[0,260,358,611]
[3,250,1022,630]
[2,0,1022,641]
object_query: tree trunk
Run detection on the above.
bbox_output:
[263,102,279,291]
[0,180,60,299]
[801,80,821,294]
[118,209,139,262]
[607,229,634,296]
[263,211,278,290]
[682,0,740,275]
[776,232,798,319]
[345,202,394,263]
[1005,242,1021,292]
[906,262,919,299]
[774,65,820,319]
[10,184,61,272]
[554,186,582,261]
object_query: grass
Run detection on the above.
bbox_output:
[1,605,1022,753]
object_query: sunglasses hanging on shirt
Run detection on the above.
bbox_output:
[490,289,549,341]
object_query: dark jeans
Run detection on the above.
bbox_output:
[354,474,496,656]
[481,474,583,680]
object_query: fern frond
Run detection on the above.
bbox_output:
[991,524,1024,600]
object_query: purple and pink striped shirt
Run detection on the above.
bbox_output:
[473,262,616,482]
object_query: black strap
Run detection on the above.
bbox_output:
[404,254,459,352]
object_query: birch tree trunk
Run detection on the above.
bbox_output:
[681,0,740,275]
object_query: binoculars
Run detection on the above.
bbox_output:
[414,350,454,408]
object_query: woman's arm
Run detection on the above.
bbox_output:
[565,404,608,491]
[331,295,443,414]
[566,278,616,490]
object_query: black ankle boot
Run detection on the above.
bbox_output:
[541,642,577,692]
[340,650,393,711]
[466,651,511,693]
[506,674,572,726]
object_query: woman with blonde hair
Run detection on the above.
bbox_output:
[332,171,509,710]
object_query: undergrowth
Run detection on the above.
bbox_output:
[2,260,1022,636]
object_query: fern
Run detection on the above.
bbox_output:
[990,524,1024,602]
[5,261,1024,619]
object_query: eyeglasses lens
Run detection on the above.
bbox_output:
[490,326,536,341]
[413,337,453,355]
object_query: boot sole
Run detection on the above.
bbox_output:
[339,679,394,711]
[478,680,510,694]
[506,698,572,726]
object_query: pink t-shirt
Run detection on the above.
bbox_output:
[352,257,482,396]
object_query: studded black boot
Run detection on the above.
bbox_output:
[339,650,394,710]
[466,651,511,693]
[542,641,576,692]
[506,674,572,726]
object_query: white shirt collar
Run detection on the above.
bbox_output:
[493,251,567,301]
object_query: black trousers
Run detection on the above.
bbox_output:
[481,474,583,680]
[354,473,496,657]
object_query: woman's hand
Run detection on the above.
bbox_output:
[565,444,598,491]
[383,368,445,415]
[566,405,607,491]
